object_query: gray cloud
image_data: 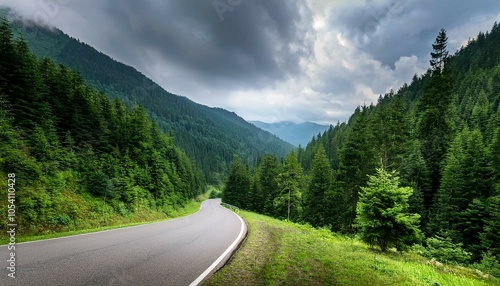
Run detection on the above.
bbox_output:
[84,0,311,89]
[331,0,500,67]
[1,0,500,124]
[2,0,312,87]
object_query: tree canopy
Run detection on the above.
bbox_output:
[0,18,204,235]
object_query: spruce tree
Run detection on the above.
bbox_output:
[259,154,280,216]
[400,140,429,229]
[223,156,251,208]
[0,17,14,95]
[489,128,500,190]
[275,151,303,221]
[431,128,491,258]
[303,145,332,227]
[356,168,422,251]
[430,28,449,74]
[374,94,410,172]
[335,106,378,232]
[417,28,453,212]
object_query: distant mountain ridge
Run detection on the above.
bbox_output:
[250,121,329,147]
[6,12,293,182]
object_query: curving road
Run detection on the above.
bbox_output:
[0,199,246,286]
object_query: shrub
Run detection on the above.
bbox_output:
[472,252,500,278]
[422,234,472,264]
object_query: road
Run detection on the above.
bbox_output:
[1,199,246,286]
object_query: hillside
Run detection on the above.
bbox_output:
[0,19,205,237]
[5,13,294,183]
[250,120,329,147]
[204,211,498,285]
[222,23,500,274]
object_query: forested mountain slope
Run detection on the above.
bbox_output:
[0,19,204,236]
[6,13,293,183]
[298,25,500,238]
[223,23,500,272]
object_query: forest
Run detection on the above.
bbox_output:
[5,11,293,184]
[0,19,205,236]
[223,24,500,272]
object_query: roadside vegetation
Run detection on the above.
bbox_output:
[204,211,499,286]
[0,18,207,242]
[222,24,500,275]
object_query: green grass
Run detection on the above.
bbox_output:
[1,191,210,244]
[204,211,499,286]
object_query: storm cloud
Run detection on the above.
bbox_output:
[331,0,500,66]
[2,0,500,124]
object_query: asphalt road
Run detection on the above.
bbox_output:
[1,199,246,286]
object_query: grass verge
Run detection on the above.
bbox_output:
[204,211,499,286]
[2,191,210,244]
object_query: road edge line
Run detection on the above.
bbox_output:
[189,207,247,286]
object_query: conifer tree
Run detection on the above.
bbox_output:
[248,170,264,213]
[431,128,491,258]
[223,156,251,208]
[480,195,500,259]
[400,140,429,229]
[335,106,378,232]
[0,17,15,95]
[303,145,332,227]
[489,128,500,190]
[259,154,280,216]
[275,151,303,221]
[417,28,453,211]
[356,168,422,251]
[430,28,449,74]
[375,95,410,172]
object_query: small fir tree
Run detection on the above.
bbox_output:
[356,168,422,251]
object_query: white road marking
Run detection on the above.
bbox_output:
[189,206,246,286]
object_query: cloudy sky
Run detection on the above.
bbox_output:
[3,0,500,124]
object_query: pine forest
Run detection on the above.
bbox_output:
[0,19,204,235]
[223,24,500,271]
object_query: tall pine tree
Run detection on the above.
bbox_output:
[334,106,379,232]
[303,145,332,227]
[223,156,251,208]
[275,151,303,221]
[417,28,453,213]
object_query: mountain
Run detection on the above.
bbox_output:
[294,24,500,261]
[6,13,294,183]
[250,121,329,147]
[222,23,500,270]
[0,18,205,235]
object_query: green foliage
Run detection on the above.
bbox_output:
[274,151,303,221]
[244,22,500,266]
[0,19,204,236]
[222,156,251,208]
[400,140,428,227]
[334,106,379,232]
[209,188,222,199]
[431,128,491,259]
[258,154,281,216]
[422,234,472,265]
[356,168,422,251]
[303,145,332,227]
[206,211,497,286]
[472,252,500,278]
[9,18,293,184]
[480,195,500,259]
[430,28,449,73]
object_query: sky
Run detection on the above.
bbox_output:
[2,0,500,124]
